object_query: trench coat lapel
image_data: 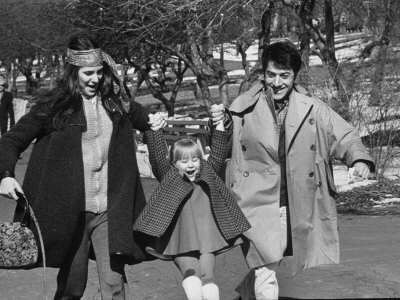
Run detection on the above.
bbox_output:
[229,82,264,113]
[285,91,314,153]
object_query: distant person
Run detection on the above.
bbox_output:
[0,33,161,299]
[0,74,15,135]
[134,107,251,300]
[225,40,374,299]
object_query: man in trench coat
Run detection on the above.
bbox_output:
[225,41,374,299]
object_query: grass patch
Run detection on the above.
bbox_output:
[336,179,400,215]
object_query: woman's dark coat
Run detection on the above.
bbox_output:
[134,129,251,241]
[0,101,150,267]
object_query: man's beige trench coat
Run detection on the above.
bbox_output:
[225,81,373,273]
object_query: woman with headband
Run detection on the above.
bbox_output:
[0,34,166,299]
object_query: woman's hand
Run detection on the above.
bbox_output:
[148,112,167,131]
[0,177,24,200]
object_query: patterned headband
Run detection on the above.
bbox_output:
[66,47,131,112]
[66,48,103,67]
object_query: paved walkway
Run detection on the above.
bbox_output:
[1,145,400,299]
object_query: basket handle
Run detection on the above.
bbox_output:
[15,191,48,300]
[15,191,31,227]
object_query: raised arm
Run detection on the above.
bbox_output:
[144,130,170,182]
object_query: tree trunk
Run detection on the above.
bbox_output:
[298,0,316,67]
[235,2,259,77]
[10,62,18,98]
[17,59,37,95]
[321,0,350,120]
[236,41,250,76]
[202,26,230,107]
[188,28,213,110]
[298,0,348,119]
[219,44,224,69]
[369,0,398,106]
[239,0,273,95]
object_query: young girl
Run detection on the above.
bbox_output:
[134,108,251,300]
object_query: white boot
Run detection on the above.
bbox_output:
[182,276,203,300]
[202,282,219,300]
[254,267,279,299]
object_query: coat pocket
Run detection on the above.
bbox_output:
[315,156,337,197]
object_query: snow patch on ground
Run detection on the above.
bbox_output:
[334,164,400,210]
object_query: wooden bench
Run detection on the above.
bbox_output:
[134,118,211,153]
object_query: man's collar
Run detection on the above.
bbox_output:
[274,99,289,111]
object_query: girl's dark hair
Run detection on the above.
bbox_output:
[261,41,302,78]
[48,34,127,129]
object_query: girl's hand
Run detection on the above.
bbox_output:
[148,112,167,131]
[0,177,24,200]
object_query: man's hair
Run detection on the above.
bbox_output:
[261,41,302,78]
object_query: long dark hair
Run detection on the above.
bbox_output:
[49,34,127,129]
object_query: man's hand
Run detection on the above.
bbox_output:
[210,104,225,127]
[350,162,371,180]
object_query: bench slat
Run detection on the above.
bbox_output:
[163,135,197,142]
[166,119,209,126]
[163,127,209,134]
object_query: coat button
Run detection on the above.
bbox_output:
[242,145,247,151]
[317,181,322,187]
[243,171,249,177]
[309,118,315,125]
[310,144,316,151]
[230,183,234,188]
[309,171,314,177]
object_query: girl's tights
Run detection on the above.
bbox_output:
[174,252,220,300]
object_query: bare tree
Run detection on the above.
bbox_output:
[0,0,73,95]
[369,0,400,106]
[238,0,276,94]
[65,0,241,113]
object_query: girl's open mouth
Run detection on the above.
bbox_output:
[186,170,196,176]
